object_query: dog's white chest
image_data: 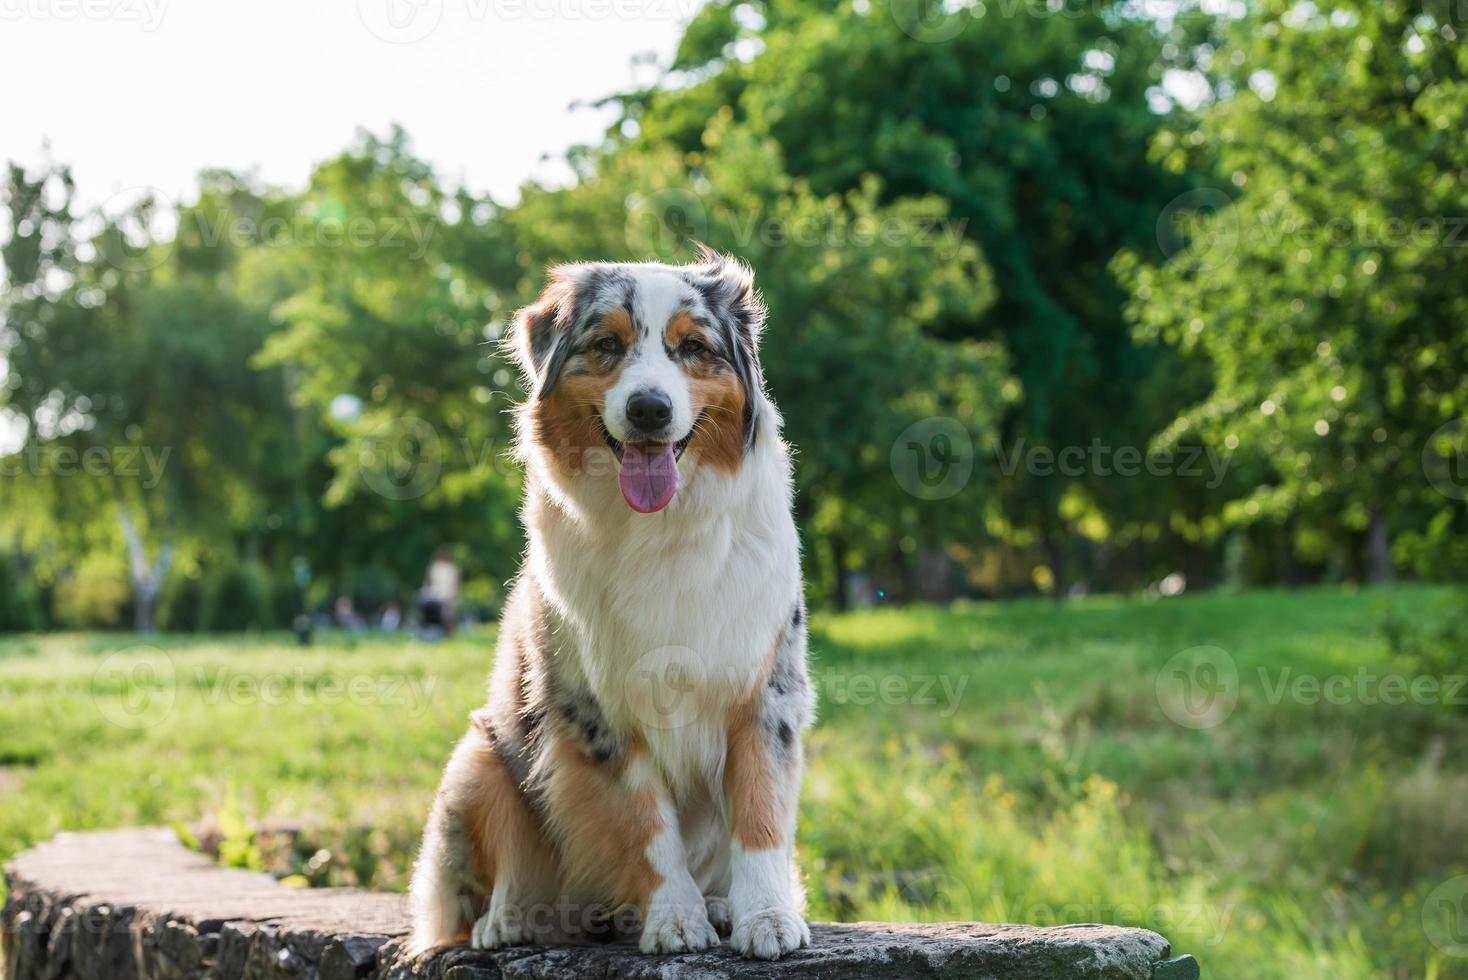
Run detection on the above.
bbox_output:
[532,464,799,783]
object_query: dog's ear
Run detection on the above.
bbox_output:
[508,268,579,400]
[689,243,766,449]
[691,242,766,348]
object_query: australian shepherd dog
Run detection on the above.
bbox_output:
[408,247,813,960]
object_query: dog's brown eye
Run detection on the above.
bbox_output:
[592,335,623,355]
[678,338,707,356]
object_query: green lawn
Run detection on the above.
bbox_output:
[2,586,1465,978]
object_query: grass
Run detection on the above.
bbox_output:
[1,586,1465,978]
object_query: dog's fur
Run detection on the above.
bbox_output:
[408,248,814,960]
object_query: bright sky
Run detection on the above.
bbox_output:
[0,0,694,210]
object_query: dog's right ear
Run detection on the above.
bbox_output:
[508,269,578,400]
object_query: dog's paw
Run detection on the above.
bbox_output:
[639,902,719,954]
[730,907,810,960]
[704,895,732,937]
[470,907,530,950]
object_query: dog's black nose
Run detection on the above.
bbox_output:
[626,389,673,433]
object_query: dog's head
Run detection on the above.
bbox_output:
[510,246,767,513]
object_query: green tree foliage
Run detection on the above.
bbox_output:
[507,119,1009,602]
[1118,0,1468,583]
[610,0,1202,594]
[3,0,1466,628]
[1,164,293,629]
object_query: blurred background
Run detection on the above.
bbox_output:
[2,1,1467,977]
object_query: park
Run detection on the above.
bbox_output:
[3,0,1467,976]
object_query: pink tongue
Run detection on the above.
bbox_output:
[618,442,680,513]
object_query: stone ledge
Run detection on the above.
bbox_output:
[2,828,1198,980]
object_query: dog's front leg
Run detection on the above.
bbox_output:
[622,753,721,954]
[723,685,810,960]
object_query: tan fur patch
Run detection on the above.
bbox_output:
[723,647,789,850]
[540,733,665,911]
[455,735,558,896]
[665,312,746,474]
[530,310,635,476]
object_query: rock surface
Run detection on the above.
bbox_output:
[3,828,1195,979]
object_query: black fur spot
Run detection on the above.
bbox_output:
[776,721,794,749]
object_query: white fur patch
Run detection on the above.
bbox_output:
[728,842,809,959]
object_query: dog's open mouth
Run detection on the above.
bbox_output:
[599,417,694,514]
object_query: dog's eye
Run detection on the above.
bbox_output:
[678,338,707,357]
[592,335,623,355]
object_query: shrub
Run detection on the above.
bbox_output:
[199,561,274,633]
[158,569,205,632]
[347,565,399,618]
[52,567,131,629]
[0,558,44,632]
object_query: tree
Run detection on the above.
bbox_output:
[1118,0,1468,584]
[607,0,1203,595]
[1,164,292,629]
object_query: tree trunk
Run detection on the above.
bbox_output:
[830,535,850,612]
[116,500,172,634]
[1367,510,1394,585]
[1278,517,1298,589]
[1042,526,1066,600]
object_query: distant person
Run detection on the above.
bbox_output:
[380,601,403,632]
[420,548,460,639]
[334,595,364,632]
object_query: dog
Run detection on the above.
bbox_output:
[408,247,813,961]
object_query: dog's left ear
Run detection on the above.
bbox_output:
[508,268,579,400]
[689,243,766,449]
